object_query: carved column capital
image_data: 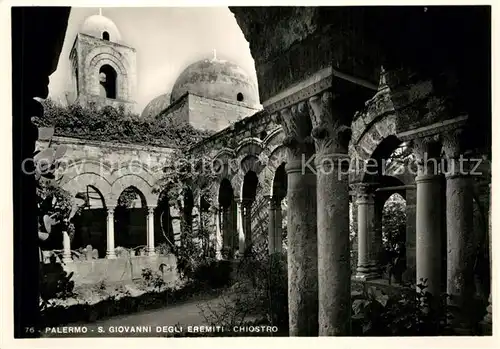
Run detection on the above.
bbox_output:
[441,128,465,159]
[275,101,314,160]
[147,206,155,215]
[309,90,351,156]
[410,134,442,176]
[107,206,116,215]
[351,183,376,204]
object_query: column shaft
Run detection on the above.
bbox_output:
[215,208,222,260]
[286,160,318,336]
[355,188,378,280]
[316,155,351,335]
[483,183,492,329]
[267,196,276,254]
[62,231,72,263]
[412,136,443,297]
[106,207,116,259]
[244,202,253,249]
[416,174,442,295]
[446,163,474,304]
[146,207,156,256]
[235,200,245,255]
[274,200,283,253]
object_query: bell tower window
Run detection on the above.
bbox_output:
[98,64,117,99]
[102,31,110,41]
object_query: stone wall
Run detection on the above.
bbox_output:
[64,255,178,286]
[157,93,190,125]
[187,93,260,132]
[37,136,177,207]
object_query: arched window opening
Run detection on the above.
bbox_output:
[102,31,110,41]
[219,179,237,258]
[237,92,244,102]
[98,64,117,99]
[71,186,107,258]
[115,186,147,251]
[381,192,407,283]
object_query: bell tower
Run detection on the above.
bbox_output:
[69,10,137,112]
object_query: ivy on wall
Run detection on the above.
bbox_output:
[36,99,214,149]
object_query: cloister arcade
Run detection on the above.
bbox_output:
[15,6,491,338]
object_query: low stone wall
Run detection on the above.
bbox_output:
[64,255,178,286]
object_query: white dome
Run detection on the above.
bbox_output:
[80,14,121,43]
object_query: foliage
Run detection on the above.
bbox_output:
[35,129,86,248]
[381,195,407,282]
[351,279,455,335]
[141,267,166,291]
[39,257,75,311]
[200,251,288,330]
[117,187,140,208]
[192,259,233,289]
[36,99,213,149]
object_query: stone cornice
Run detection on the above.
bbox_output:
[263,66,377,115]
[397,115,468,141]
[49,135,177,154]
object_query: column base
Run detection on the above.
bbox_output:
[355,265,381,281]
[106,251,117,259]
[62,256,73,264]
[354,272,381,281]
[146,249,156,257]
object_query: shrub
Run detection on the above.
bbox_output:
[352,279,458,336]
[200,251,288,330]
[192,259,233,289]
[141,267,166,291]
[39,259,75,310]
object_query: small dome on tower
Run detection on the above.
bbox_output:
[80,14,122,43]
[141,93,171,119]
[170,57,259,107]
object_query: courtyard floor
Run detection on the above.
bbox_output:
[41,293,225,338]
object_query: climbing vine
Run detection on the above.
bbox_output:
[35,99,214,148]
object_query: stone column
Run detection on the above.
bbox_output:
[309,91,351,335]
[442,129,474,307]
[483,183,492,330]
[106,206,116,259]
[412,135,442,296]
[276,102,318,336]
[274,198,283,253]
[146,207,156,256]
[353,184,379,280]
[265,195,276,254]
[62,231,72,263]
[222,206,230,248]
[243,199,253,251]
[235,198,245,256]
[405,185,417,274]
[214,207,222,260]
[371,198,384,275]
